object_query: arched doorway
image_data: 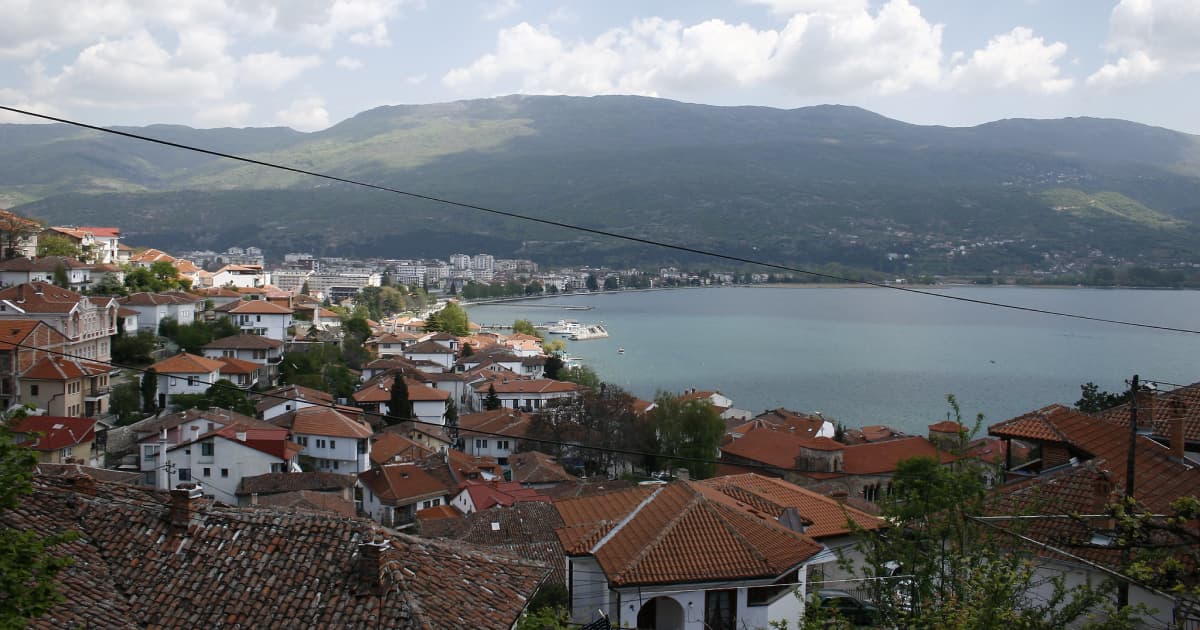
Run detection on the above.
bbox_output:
[635,596,685,630]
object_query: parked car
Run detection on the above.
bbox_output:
[815,590,880,626]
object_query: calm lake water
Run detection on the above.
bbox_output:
[466,287,1200,435]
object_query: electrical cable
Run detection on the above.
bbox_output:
[2,104,1200,335]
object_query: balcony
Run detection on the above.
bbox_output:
[85,385,111,401]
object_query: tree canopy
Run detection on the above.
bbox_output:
[35,234,81,259]
[424,302,470,336]
[646,392,725,479]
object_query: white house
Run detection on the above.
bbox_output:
[402,340,456,371]
[120,291,198,332]
[352,374,449,425]
[0,256,93,291]
[202,333,284,385]
[274,406,373,474]
[148,353,223,409]
[216,300,294,340]
[158,423,301,505]
[557,481,827,630]
[77,226,121,264]
[255,384,334,422]
[210,264,270,288]
[474,378,584,411]
[358,462,452,527]
[0,282,118,362]
[132,408,287,486]
[459,409,531,468]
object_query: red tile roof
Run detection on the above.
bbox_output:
[1096,382,1200,443]
[509,451,577,485]
[287,406,373,439]
[556,481,823,586]
[20,356,108,381]
[14,416,95,451]
[7,474,547,629]
[359,463,450,505]
[475,379,583,395]
[701,473,883,539]
[77,226,120,237]
[460,480,552,510]
[218,300,293,314]
[150,352,224,375]
[370,432,434,465]
[928,420,966,433]
[353,376,449,403]
[202,333,283,350]
[721,426,809,469]
[842,436,956,475]
[988,404,1074,443]
[216,356,260,375]
[458,408,532,440]
[0,282,88,314]
[256,490,356,517]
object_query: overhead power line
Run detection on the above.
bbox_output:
[2,104,1200,335]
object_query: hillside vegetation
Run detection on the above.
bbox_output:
[4,95,1200,272]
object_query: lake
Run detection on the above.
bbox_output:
[466,286,1200,435]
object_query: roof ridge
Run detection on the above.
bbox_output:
[588,485,664,555]
[609,484,702,582]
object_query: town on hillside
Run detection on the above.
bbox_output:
[1,212,1198,629]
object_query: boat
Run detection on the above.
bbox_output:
[618,347,625,354]
[564,306,592,311]
[545,320,583,335]
[569,324,609,340]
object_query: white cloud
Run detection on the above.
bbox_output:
[276,96,330,131]
[948,27,1072,94]
[1088,0,1200,87]
[1087,50,1161,89]
[336,56,364,70]
[484,0,519,21]
[239,52,322,89]
[444,1,944,98]
[406,73,427,84]
[742,0,867,16]
[193,101,253,128]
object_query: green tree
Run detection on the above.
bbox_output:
[51,263,69,288]
[461,343,474,358]
[1076,382,1131,413]
[140,368,158,413]
[647,392,724,478]
[543,355,564,380]
[36,234,81,259]
[90,273,126,296]
[204,380,256,416]
[388,375,411,423]
[603,276,620,290]
[559,365,601,391]
[585,274,599,292]
[512,319,545,341]
[149,260,179,283]
[109,381,143,426]
[425,302,470,336]
[485,384,502,410]
[0,418,77,626]
[444,400,459,437]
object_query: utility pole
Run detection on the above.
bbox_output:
[1117,374,1139,609]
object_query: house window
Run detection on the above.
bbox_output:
[497,440,510,450]
[333,461,339,470]
[253,350,266,360]
[317,439,326,448]
[203,468,211,477]
[330,440,336,449]
[475,439,487,449]
[200,442,214,456]
[422,498,441,509]
[178,469,192,481]
[221,468,229,478]
[705,590,737,630]
[271,463,285,473]
[60,447,72,459]
[357,439,367,454]
[187,376,196,386]
[143,445,159,461]
[30,385,38,396]
[222,350,236,357]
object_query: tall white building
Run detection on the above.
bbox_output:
[449,253,471,270]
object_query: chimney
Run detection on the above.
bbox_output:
[356,535,392,594]
[169,482,203,533]
[1135,390,1155,430]
[72,473,97,497]
[1168,398,1187,462]
[675,468,690,481]
[250,492,259,506]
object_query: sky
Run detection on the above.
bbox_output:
[1,0,1198,133]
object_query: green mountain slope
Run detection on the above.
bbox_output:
[5,95,1200,271]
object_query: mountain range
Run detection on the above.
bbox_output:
[3,95,1200,273]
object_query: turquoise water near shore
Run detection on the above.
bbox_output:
[466,286,1200,435]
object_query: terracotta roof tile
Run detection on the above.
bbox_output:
[21,356,108,381]
[0,282,89,314]
[14,416,95,451]
[474,379,584,395]
[509,451,577,484]
[370,433,434,465]
[1096,381,1200,443]
[237,471,356,495]
[557,481,823,586]
[216,356,260,375]
[842,437,956,475]
[359,463,451,504]
[255,490,356,517]
[7,474,547,629]
[284,406,374,439]
[701,473,883,538]
[202,333,283,350]
[149,352,224,374]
